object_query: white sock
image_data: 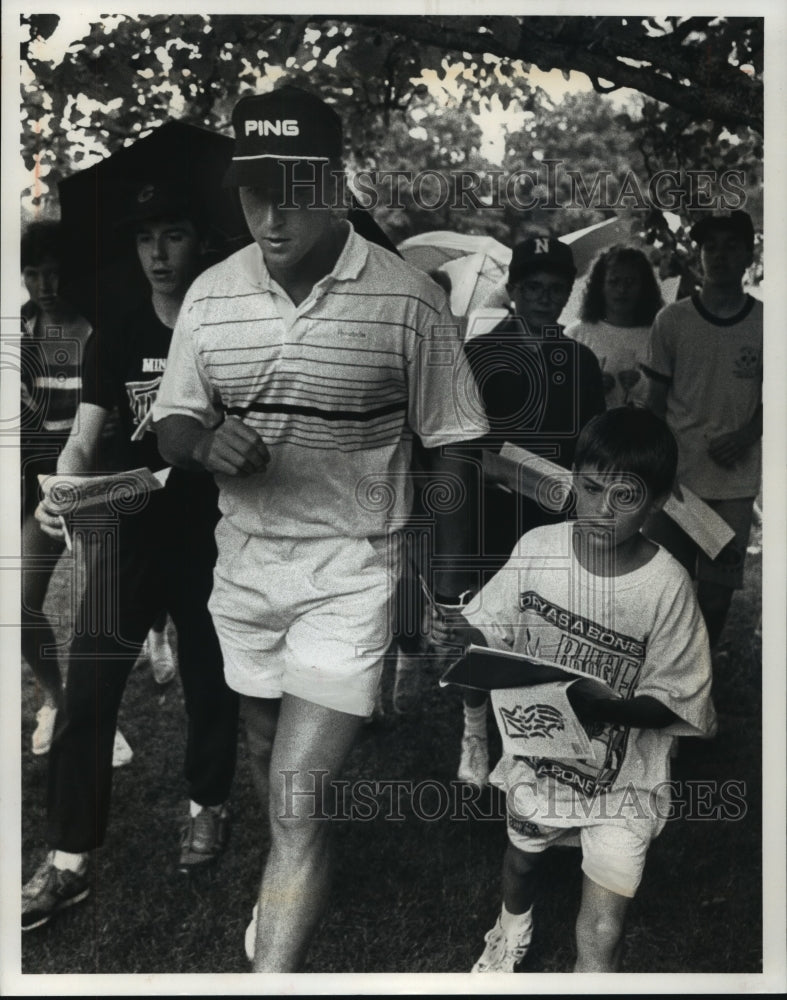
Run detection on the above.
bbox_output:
[501,903,533,939]
[463,700,488,739]
[52,850,88,873]
[190,800,224,817]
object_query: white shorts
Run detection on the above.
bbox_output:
[208,520,399,717]
[506,806,650,899]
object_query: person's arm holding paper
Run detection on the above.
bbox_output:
[566,678,678,729]
[35,401,108,539]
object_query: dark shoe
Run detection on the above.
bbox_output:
[22,853,90,931]
[178,804,230,872]
[392,650,422,715]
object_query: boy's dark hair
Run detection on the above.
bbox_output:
[574,407,678,498]
[21,220,63,269]
[580,245,663,325]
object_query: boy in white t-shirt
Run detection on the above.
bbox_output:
[432,407,716,973]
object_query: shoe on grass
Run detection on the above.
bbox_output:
[471,911,533,973]
[147,626,177,685]
[112,728,133,768]
[392,649,421,715]
[457,733,489,788]
[31,704,58,756]
[245,902,258,962]
[22,852,90,931]
[178,803,230,872]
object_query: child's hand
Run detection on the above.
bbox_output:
[35,493,67,540]
[566,678,613,723]
[618,368,641,392]
[429,607,474,654]
[707,427,755,467]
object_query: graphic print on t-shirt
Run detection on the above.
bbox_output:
[517,589,645,797]
[733,344,761,380]
[126,375,163,429]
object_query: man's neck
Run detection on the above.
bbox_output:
[267,222,347,308]
[698,281,748,319]
[151,291,183,329]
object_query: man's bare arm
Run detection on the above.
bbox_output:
[155,414,270,477]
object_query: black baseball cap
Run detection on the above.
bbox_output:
[115,178,201,231]
[689,210,755,251]
[508,236,576,285]
[224,85,343,187]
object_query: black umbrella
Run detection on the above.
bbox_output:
[57,119,399,323]
[57,120,248,324]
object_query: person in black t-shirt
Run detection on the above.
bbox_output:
[23,181,239,932]
[455,236,605,790]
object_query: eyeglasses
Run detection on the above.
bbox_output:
[514,279,570,301]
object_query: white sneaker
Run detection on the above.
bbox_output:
[147,627,177,685]
[32,705,58,756]
[457,733,489,788]
[471,912,533,973]
[112,729,133,768]
[245,902,258,962]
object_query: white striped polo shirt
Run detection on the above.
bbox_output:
[153,223,487,539]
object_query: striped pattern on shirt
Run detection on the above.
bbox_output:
[154,225,487,539]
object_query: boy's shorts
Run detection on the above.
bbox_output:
[646,496,755,590]
[506,808,650,899]
[209,519,399,717]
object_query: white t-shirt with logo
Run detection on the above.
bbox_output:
[463,523,716,840]
[564,318,651,408]
[644,294,762,499]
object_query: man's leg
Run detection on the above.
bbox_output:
[45,518,160,853]
[252,694,363,972]
[574,874,631,972]
[696,497,756,650]
[240,695,280,811]
[165,478,239,811]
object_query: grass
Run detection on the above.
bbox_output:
[20,536,763,976]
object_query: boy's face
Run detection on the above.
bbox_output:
[572,464,661,554]
[509,267,572,329]
[239,171,335,275]
[23,255,60,312]
[700,230,753,286]
[135,217,202,297]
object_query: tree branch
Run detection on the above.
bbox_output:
[315,14,762,133]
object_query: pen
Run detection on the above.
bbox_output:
[130,408,154,442]
[59,516,73,553]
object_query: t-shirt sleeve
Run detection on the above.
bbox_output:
[406,296,489,448]
[636,564,716,737]
[643,306,674,383]
[464,534,532,651]
[151,291,221,428]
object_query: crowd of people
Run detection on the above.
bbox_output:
[19,83,762,975]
